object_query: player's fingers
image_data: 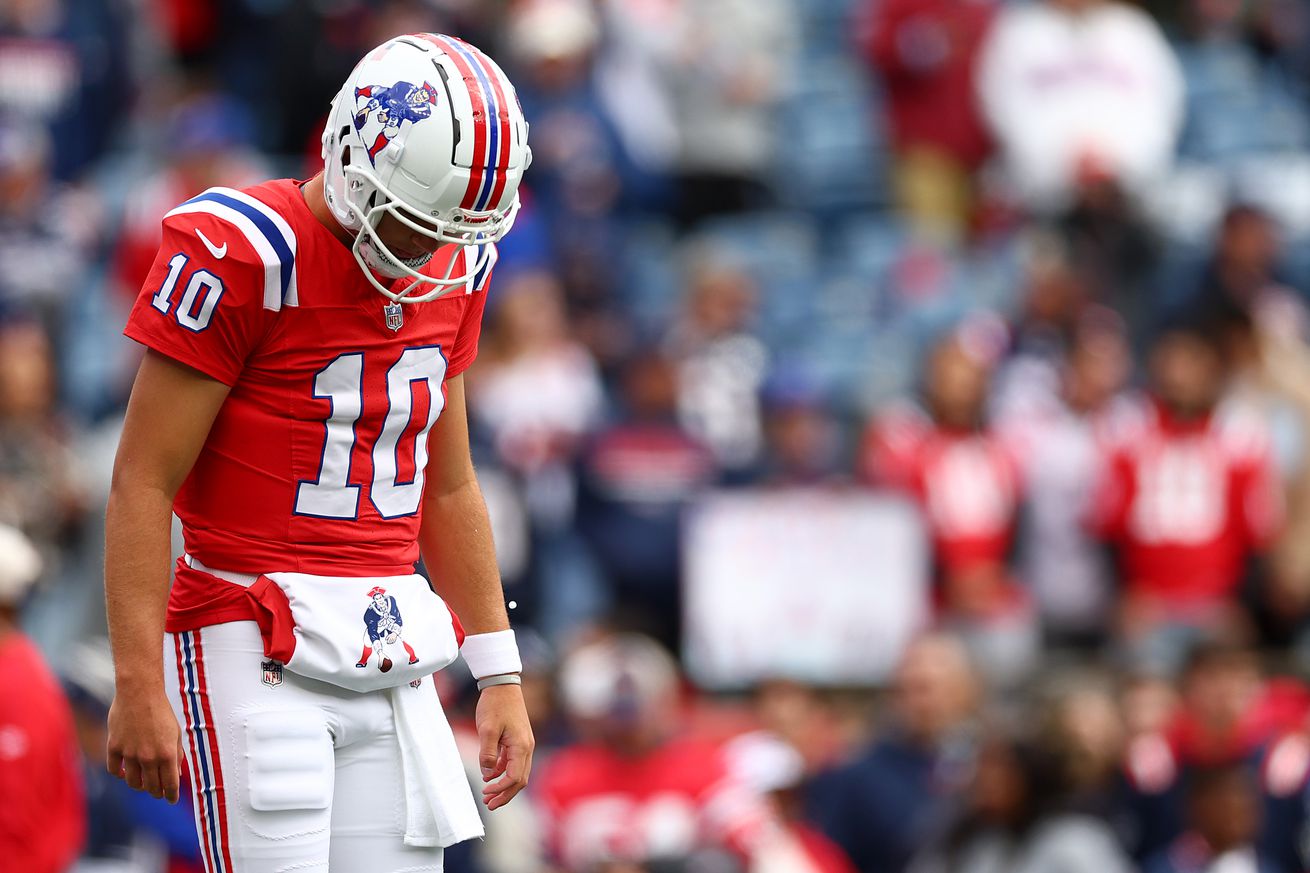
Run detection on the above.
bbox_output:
[484,789,513,811]
[480,765,516,797]
[481,738,533,807]
[164,744,183,804]
[123,757,145,792]
[482,779,526,810]
[481,756,507,781]
[481,775,521,800]
[136,749,166,796]
[141,759,165,799]
[478,725,503,780]
[106,747,124,779]
[488,745,509,780]
[504,739,531,787]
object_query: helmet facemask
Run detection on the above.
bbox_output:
[343,162,516,304]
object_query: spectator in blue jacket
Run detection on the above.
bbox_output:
[1145,762,1288,873]
[807,633,982,873]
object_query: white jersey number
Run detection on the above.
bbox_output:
[151,253,225,332]
[294,346,447,520]
[1128,444,1226,544]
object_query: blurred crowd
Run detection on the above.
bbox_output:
[5,0,1310,870]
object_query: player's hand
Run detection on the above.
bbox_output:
[475,682,534,811]
[106,684,183,804]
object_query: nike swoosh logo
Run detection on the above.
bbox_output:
[195,227,228,259]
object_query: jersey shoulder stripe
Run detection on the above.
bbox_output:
[165,186,300,311]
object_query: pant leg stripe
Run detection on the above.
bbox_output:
[175,633,218,873]
[191,629,236,873]
[181,630,226,873]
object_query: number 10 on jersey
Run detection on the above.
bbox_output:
[294,346,447,520]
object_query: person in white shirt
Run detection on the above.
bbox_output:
[976,0,1185,213]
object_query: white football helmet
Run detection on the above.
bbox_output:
[322,33,531,303]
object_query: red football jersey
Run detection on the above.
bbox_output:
[1089,399,1282,604]
[537,738,771,869]
[862,403,1021,572]
[124,180,491,629]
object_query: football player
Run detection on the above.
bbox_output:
[104,34,534,871]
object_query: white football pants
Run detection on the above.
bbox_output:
[163,620,445,873]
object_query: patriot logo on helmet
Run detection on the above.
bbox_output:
[353,80,439,163]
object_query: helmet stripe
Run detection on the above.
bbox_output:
[460,48,499,211]
[428,34,512,211]
[417,33,489,211]
[453,36,513,211]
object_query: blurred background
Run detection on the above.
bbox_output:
[6,0,1310,870]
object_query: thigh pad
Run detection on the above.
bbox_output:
[244,709,334,811]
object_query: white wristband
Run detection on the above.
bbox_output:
[460,630,522,680]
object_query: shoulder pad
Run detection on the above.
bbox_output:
[165,186,299,312]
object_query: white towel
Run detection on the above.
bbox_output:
[183,554,483,847]
[264,570,463,694]
[184,555,464,693]
[391,678,486,848]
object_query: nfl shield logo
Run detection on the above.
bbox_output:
[384,302,404,331]
[261,659,283,688]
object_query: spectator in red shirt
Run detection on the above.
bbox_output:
[862,322,1034,681]
[1090,323,1283,665]
[536,633,775,870]
[723,731,857,873]
[861,0,997,243]
[0,524,84,872]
